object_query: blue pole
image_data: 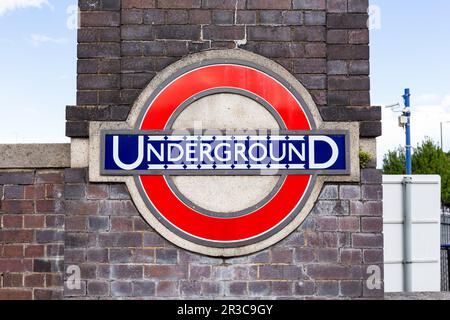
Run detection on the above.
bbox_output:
[403,88,412,175]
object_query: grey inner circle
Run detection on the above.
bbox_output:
[166,90,286,218]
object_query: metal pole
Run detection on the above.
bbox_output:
[403,89,412,175]
[442,122,444,150]
[403,176,413,292]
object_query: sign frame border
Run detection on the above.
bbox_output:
[100,129,351,176]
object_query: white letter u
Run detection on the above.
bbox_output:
[113,136,144,170]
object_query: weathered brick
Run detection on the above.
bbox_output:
[0,230,33,243]
[143,9,165,24]
[306,264,351,280]
[189,9,212,24]
[294,0,326,10]
[1,200,34,214]
[212,10,234,24]
[2,215,23,228]
[36,230,64,243]
[99,200,138,216]
[189,265,211,280]
[86,248,109,263]
[133,280,156,297]
[25,245,45,258]
[110,265,143,279]
[360,121,382,138]
[248,0,291,9]
[87,281,110,296]
[80,11,120,27]
[143,232,165,247]
[155,249,178,264]
[352,233,383,248]
[2,245,24,258]
[64,184,86,200]
[157,0,200,8]
[259,265,302,280]
[340,280,363,297]
[88,216,110,232]
[260,10,283,25]
[327,0,348,13]
[201,281,224,296]
[348,0,369,13]
[317,248,339,263]
[33,259,63,273]
[293,26,326,41]
[361,217,383,232]
[350,200,382,216]
[202,0,245,9]
[282,11,303,25]
[78,43,120,59]
[65,200,98,215]
[86,185,109,200]
[122,9,144,24]
[317,281,339,296]
[294,58,326,73]
[98,233,142,247]
[294,280,316,295]
[24,185,45,200]
[156,281,179,297]
[295,248,316,263]
[317,216,338,231]
[363,249,383,264]
[154,25,201,39]
[340,248,362,265]
[111,281,132,297]
[122,25,154,40]
[327,13,368,29]
[236,10,256,24]
[145,265,188,280]
[319,185,339,200]
[340,185,361,200]
[110,217,133,231]
[304,11,326,25]
[24,274,45,287]
[361,169,382,184]
[328,44,369,59]
[65,216,86,231]
[248,26,291,41]
[248,282,271,296]
[4,186,24,199]
[270,248,293,264]
[167,10,189,24]
[203,26,245,40]
[312,200,349,216]
[338,216,360,232]
[0,289,32,300]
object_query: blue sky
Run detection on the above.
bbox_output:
[0,0,76,143]
[370,0,450,163]
[0,0,449,165]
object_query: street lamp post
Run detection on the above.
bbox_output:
[441,121,450,150]
[403,89,412,175]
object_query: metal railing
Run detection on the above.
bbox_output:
[442,213,450,291]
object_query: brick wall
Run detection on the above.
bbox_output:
[1,168,383,299]
[0,170,65,300]
[66,0,381,138]
[63,168,382,299]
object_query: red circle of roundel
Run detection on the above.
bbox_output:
[138,64,313,244]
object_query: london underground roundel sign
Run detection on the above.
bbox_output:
[96,50,352,257]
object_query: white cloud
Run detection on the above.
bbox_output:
[377,94,450,166]
[29,33,68,46]
[0,0,53,16]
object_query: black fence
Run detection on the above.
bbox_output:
[442,213,450,291]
